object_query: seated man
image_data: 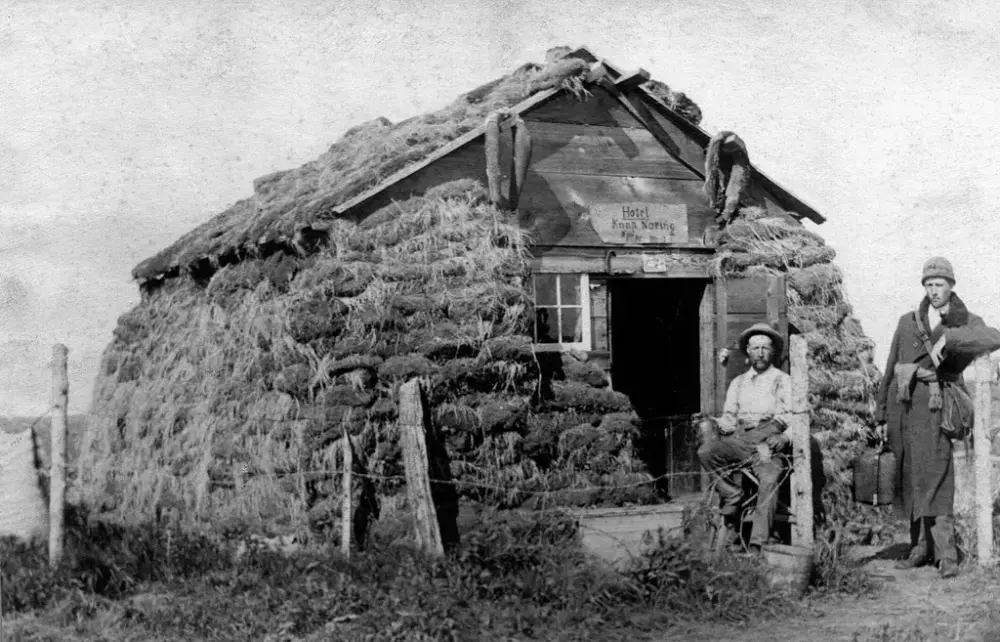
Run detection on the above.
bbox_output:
[697,323,792,552]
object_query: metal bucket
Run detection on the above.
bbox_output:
[852,444,896,506]
[762,544,814,597]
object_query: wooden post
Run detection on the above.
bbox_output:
[698,282,715,494]
[398,379,445,556]
[341,424,353,558]
[484,112,504,209]
[49,344,69,568]
[974,354,994,565]
[788,335,814,548]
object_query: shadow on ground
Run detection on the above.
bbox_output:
[852,542,911,565]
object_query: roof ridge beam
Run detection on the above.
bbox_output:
[614,68,651,91]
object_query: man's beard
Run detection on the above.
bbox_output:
[751,357,770,371]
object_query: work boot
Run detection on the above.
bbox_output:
[894,550,929,570]
[939,560,959,579]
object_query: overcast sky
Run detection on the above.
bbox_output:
[3,0,1000,416]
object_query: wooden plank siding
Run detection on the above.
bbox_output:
[634,87,826,224]
[525,85,645,128]
[523,121,698,180]
[336,60,825,228]
[341,123,720,254]
[346,138,487,223]
[629,89,708,177]
[518,171,714,247]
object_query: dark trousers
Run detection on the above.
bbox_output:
[908,515,957,565]
[697,426,787,547]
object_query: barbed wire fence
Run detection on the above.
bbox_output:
[6,340,809,557]
[7,341,996,567]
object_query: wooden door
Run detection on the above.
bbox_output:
[713,275,789,412]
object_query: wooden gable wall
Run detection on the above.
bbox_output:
[517,86,714,251]
[341,138,488,223]
[341,84,811,242]
[635,90,812,224]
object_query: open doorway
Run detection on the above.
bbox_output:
[609,278,707,498]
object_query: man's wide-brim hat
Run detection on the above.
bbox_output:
[739,323,784,360]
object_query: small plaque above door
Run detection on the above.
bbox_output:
[641,254,668,273]
[590,203,688,244]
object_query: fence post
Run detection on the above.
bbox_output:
[398,379,444,556]
[974,354,994,565]
[398,378,460,555]
[49,344,69,568]
[789,335,813,548]
[341,423,353,558]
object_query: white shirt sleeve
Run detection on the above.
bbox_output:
[717,376,741,434]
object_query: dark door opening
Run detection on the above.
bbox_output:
[610,278,706,498]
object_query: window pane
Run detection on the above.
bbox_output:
[559,274,580,305]
[560,307,583,343]
[535,307,560,343]
[534,274,558,306]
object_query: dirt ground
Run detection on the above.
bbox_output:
[667,544,1000,642]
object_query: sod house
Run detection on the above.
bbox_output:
[79,46,880,539]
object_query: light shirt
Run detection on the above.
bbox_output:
[928,302,949,331]
[718,364,793,433]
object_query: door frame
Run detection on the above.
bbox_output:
[605,275,714,497]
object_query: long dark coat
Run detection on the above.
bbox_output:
[875,293,1000,519]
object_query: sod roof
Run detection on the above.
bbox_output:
[132,45,825,285]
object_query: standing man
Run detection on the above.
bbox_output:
[699,323,792,552]
[875,257,1000,578]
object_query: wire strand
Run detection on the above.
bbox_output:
[95,455,794,500]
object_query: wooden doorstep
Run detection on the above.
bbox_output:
[571,494,704,520]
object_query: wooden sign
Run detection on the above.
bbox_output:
[641,254,668,273]
[590,203,688,244]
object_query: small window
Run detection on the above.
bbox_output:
[532,273,591,351]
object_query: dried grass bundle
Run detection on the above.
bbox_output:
[809,370,876,404]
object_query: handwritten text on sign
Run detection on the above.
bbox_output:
[590,203,688,244]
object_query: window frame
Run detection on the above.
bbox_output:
[531,272,592,352]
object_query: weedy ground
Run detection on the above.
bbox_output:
[0,502,886,642]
